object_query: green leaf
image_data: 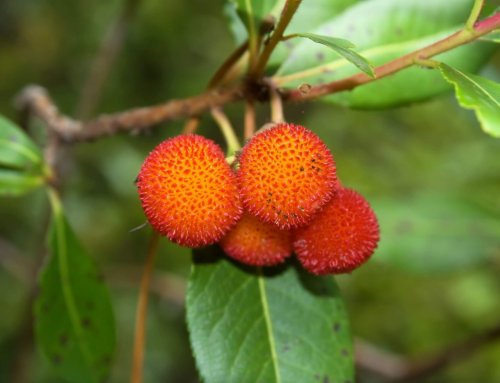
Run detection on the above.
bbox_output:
[0,169,44,196]
[187,248,353,383]
[480,31,500,43]
[276,0,496,108]
[0,115,42,170]
[225,0,360,68]
[373,193,500,273]
[35,198,115,383]
[439,63,500,137]
[291,33,375,77]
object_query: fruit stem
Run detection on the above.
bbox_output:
[183,116,200,134]
[269,83,285,123]
[244,99,256,140]
[211,107,241,156]
[130,230,160,383]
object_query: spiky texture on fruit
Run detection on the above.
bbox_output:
[136,134,242,248]
[220,213,292,266]
[237,123,337,230]
[294,187,379,275]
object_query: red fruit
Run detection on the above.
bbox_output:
[136,134,242,248]
[237,123,337,230]
[294,188,379,275]
[220,213,292,266]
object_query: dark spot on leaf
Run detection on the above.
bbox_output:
[59,333,69,347]
[52,354,63,365]
[96,273,105,283]
[344,380,353,383]
[9,135,19,142]
[341,348,349,357]
[323,375,330,383]
[81,317,91,329]
[283,343,290,353]
[85,301,95,311]
[98,355,112,366]
[333,322,341,332]
[316,52,325,62]
[314,374,321,380]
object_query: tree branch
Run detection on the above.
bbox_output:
[15,85,245,143]
[356,322,500,381]
[13,13,499,144]
[283,12,499,101]
[76,0,142,119]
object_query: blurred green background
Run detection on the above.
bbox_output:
[0,0,499,382]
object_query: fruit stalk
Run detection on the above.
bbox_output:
[130,231,160,383]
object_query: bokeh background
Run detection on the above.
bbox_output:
[0,0,499,382]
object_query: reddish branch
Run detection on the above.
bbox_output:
[284,12,500,101]
[14,13,499,143]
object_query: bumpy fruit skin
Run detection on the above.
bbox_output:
[237,123,337,230]
[220,213,292,266]
[136,134,242,248]
[294,188,379,275]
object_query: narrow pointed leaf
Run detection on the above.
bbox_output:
[225,0,359,68]
[292,33,375,77]
[187,248,353,383]
[0,115,42,169]
[35,203,115,383]
[0,169,44,196]
[439,63,500,137]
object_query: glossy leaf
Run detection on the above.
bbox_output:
[439,63,500,137]
[373,193,500,273]
[225,0,360,68]
[0,115,42,170]
[35,199,115,383]
[480,31,500,43]
[276,0,496,108]
[291,33,374,77]
[0,116,46,196]
[0,169,44,197]
[187,248,353,383]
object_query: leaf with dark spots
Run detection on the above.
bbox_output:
[35,211,115,383]
[187,249,354,382]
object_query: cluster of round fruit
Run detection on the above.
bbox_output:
[136,123,379,275]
